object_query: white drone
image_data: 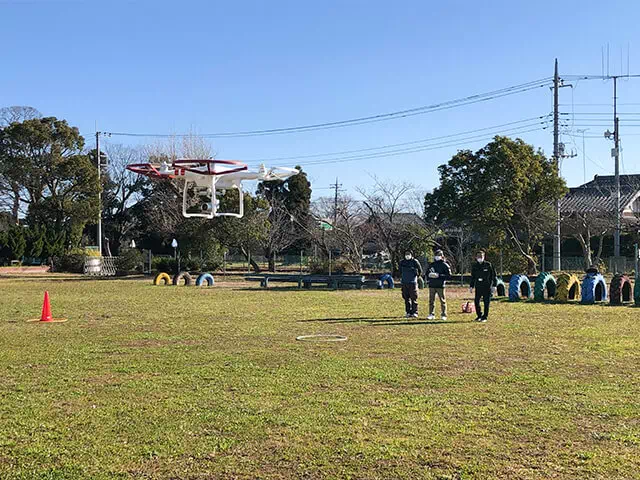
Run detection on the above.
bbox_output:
[126,159,298,219]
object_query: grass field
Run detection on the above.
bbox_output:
[1,275,640,479]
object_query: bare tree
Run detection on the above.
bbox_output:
[357,177,437,276]
[136,134,217,238]
[263,199,298,272]
[562,210,618,269]
[143,132,214,162]
[0,106,42,126]
[302,195,371,272]
[101,144,150,253]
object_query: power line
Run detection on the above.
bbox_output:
[102,78,552,139]
[563,74,640,80]
[563,131,609,172]
[244,115,549,163]
[296,125,546,167]
[560,103,640,106]
[561,112,640,116]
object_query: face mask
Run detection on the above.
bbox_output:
[434,256,442,261]
[476,257,484,263]
[405,255,412,260]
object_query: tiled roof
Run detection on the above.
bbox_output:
[559,174,640,214]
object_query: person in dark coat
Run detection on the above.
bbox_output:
[426,249,452,320]
[469,249,497,323]
[399,251,423,318]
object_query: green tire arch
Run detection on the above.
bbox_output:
[534,272,557,301]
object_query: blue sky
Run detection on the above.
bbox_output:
[2,0,639,200]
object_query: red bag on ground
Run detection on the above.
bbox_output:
[461,301,475,314]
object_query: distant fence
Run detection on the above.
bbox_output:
[84,256,118,276]
[542,256,636,272]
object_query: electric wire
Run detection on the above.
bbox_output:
[287,125,547,167]
[102,78,552,139]
[244,115,550,163]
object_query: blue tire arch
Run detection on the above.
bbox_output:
[509,274,532,301]
[196,273,215,287]
[581,273,607,304]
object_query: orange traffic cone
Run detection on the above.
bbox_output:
[40,291,53,322]
[28,291,67,323]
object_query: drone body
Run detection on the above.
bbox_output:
[126,159,298,219]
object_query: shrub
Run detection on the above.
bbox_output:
[309,257,353,275]
[53,253,85,273]
[7,226,26,261]
[116,249,143,274]
[53,248,102,273]
[153,257,177,274]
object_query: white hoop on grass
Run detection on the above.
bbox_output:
[295,334,348,342]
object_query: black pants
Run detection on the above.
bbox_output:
[402,283,419,314]
[474,287,491,318]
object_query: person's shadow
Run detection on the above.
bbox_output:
[298,316,475,326]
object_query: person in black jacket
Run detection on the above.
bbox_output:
[399,251,423,318]
[426,249,451,320]
[469,249,497,323]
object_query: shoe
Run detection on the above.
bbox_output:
[411,313,419,318]
[427,314,435,320]
[479,317,487,323]
[441,315,447,321]
[405,313,411,318]
[474,316,483,322]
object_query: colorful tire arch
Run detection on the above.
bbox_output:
[509,274,531,301]
[581,273,607,304]
[534,272,557,301]
[173,271,194,286]
[556,273,581,302]
[495,279,506,297]
[153,272,172,285]
[610,274,632,305]
[196,273,215,287]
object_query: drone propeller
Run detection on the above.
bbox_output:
[264,166,300,181]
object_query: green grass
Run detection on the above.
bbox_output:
[1,276,639,479]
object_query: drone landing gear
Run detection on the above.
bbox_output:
[182,177,244,219]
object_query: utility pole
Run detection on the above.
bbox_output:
[330,177,342,226]
[553,59,561,271]
[96,131,102,256]
[613,77,621,264]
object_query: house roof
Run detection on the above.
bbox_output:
[559,174,640,214]
[392,213,424,225]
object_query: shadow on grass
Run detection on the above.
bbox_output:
[0,275,149,283]
[525,299,636,308]
[299,316,476,326]
[234,286,366,292]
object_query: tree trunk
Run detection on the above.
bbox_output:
[594,235,606,266]
[11,183,20,224]
[525,252,538,276]
[575,234,592,270]
[268,251,276,272]
[391,251,400,278]
[250,258,261,273]
[241,246,260,273]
